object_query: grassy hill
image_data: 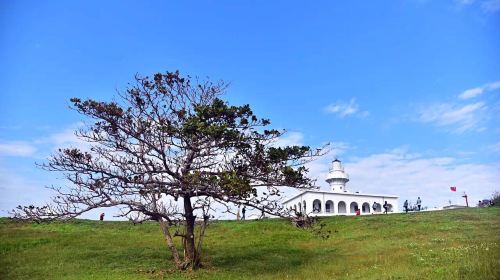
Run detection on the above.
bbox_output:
[1,208,499,280]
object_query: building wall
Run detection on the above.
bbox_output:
[284,192,399,215]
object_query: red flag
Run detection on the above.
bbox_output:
[450,186,457,192]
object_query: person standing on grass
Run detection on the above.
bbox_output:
[403,200,409,213]
[372,202,377,213]
[99,213,105,221]
[383,201,388,214]
[241,206,246,220]
[417,197,422,211]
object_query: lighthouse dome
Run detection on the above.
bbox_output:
[325,159,349,192]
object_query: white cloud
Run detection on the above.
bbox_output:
[301,141,351,186]
[28,123,92,157]
[330,142,350,157]
[35,122,88,149]
[481,0,500,12]
[0,141,37,157]
[417,101,486,133]
[458,81,500,99]
[0,165,52,216]
[0,123,89,159]
[489,142,500,154]
[344,149,499,208]
[0,164,126,220]
[290,147,499,209]
[459,88,484,99]
[418,81,499,133]
[325,98,369,118]
[456,0,475,5]
[455,0,500,12]
[49,129,82,146]
[272,131,304,147]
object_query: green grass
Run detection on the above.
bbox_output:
[1,208,499,279]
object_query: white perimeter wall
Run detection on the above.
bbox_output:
[284,192,399,216]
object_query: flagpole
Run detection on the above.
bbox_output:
[462,192,469,207]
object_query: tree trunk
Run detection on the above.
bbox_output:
[159,220,182,267]
[182,195,201,269]
[196,216,208,255]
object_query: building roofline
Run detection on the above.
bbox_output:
[282,190,399,204]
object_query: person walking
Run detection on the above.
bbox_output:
[241,206,246,220]
[383,201,388,214]
[403,200,409,213]
[417,197,422,211]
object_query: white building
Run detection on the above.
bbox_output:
[283,159,399,215]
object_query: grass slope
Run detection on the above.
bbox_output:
[1,208,499,280]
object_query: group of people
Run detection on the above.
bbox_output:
[403,197,422,213]
[478,199,494,208]
[371,201,391,214]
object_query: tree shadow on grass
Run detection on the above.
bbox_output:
[201,244,337,277]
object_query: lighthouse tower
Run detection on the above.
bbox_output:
[325,159,349,192]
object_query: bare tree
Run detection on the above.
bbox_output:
[12,71,327,270]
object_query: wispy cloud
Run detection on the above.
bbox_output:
[0,165,51,214]
[0,123,89,159]
[416,80,500,133]
[325,98,369,118]
[458,81,500,99]
[35,122,89,151]
[330,142,350,157]
[417,81,499,133]
[0,164,123,220]
[272,131,304,147]
[291,146,499,208]
[481,0,500,12]
[344,148,499,207]
[301,141,351,185]
[0,141,37,157]
[455,0,500,12]
[418,102,486,133]
[489,142,500,154]
[456,0,475,5]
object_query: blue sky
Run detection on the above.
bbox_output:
[1,0,499,218]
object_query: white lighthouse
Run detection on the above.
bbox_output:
[325,159,349,193]
[283,158,399,215]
